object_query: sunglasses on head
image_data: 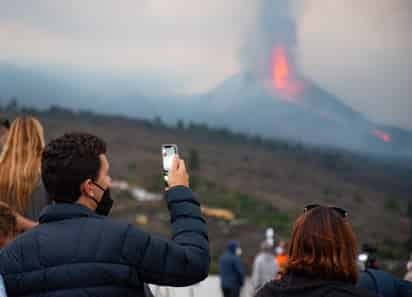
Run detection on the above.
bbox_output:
[303,204,348,218]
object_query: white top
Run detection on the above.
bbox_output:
[252,252,279,291]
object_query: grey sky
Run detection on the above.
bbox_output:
[0,0,410,129]
[297,0,412,129]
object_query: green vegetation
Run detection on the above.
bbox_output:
[408,201,412,218]
[384,197,400,212]
[193,176,292,235]
[127,161,138,174]
[144,151,292,234]
[145,171,292,235]
[209,260,219,274]
[147,173,165,193]
[354,192,364,204]
[378,243,405,260]
[188,148,200,172]
[176,119,185,130]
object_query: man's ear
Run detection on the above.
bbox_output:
[80,178,94,197]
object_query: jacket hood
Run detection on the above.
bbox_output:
[226,240,239,254]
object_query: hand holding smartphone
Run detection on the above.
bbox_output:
[162,144,178,176]
[161,144,189,189]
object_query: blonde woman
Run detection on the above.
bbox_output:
[0,116,48,223]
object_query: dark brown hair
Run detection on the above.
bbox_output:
[42,133,106,203]
[286,206,358,283]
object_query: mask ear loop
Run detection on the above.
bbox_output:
[92,181,106,192]
[86,179,101,206]
[88,195,99,206]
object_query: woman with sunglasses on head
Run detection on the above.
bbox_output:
[255,204,378,297]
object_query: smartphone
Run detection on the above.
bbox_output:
[161,144,178,182]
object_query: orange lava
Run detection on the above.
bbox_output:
[272,45,304,101]
[372,129,392,143]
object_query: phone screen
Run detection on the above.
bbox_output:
[162,145,177,172]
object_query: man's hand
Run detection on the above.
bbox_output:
[167,156,189,188]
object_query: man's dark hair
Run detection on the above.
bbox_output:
[1,119,10,129]
[42,133,107,203]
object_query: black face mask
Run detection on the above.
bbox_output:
[90,182,113,216]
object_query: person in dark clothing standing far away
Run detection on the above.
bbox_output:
[358,244,379,271]
[0,132,210,297]
[219,240,245,297]
[255,204,378,297]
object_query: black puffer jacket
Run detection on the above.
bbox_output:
[255,273,379,297]
[0,186,210,297]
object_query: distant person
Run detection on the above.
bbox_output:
[275,240,288,276]
[0,119,10,151]
[404,254,412,282]
[0,116,48,222]
[358,244,379,270]
[0,132,210,296]
[255,204,378,297]
[358,268,412,297]
[252,241,279,291]
[219,240,245,297]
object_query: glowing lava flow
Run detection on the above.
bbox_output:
[372,129,392,143]
[272,45,304,102]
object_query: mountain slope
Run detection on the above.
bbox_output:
[187,72,412,156]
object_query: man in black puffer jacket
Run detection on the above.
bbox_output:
[0,132,210,296]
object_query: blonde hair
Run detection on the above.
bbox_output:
[0,116,45,214]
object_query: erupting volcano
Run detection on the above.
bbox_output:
[185,0,411,157]
[271,45,304,102]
